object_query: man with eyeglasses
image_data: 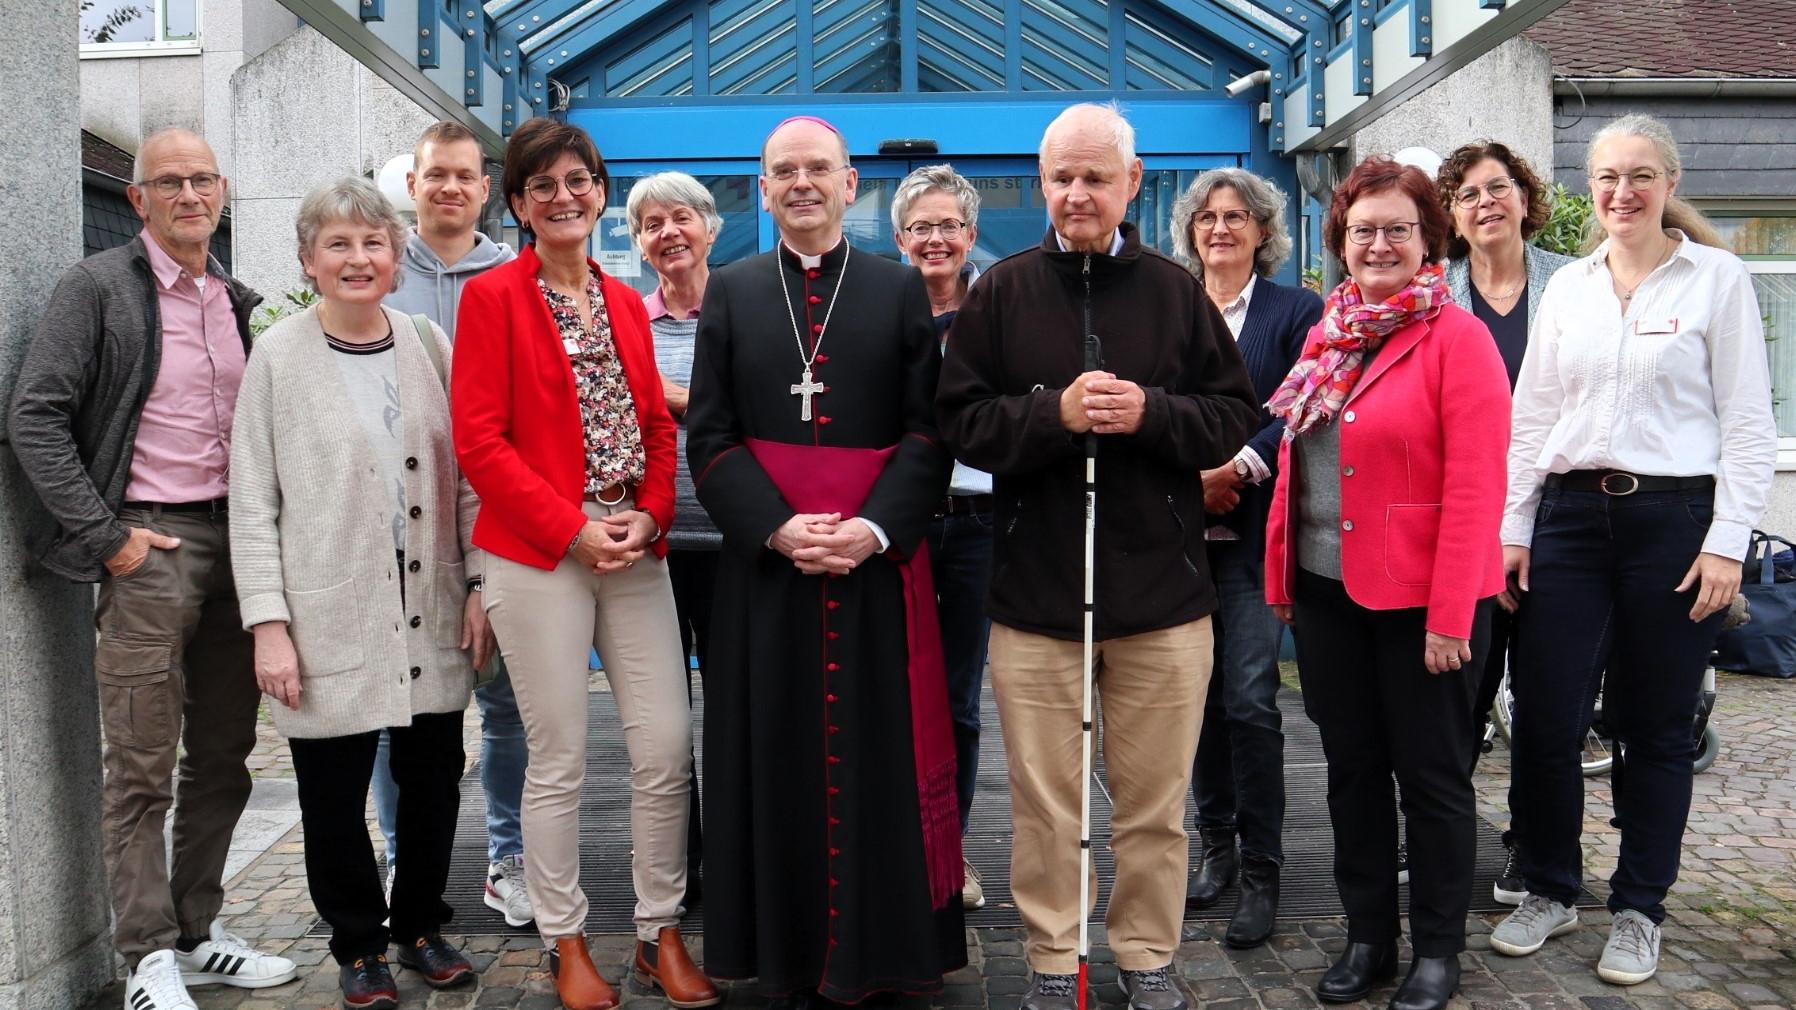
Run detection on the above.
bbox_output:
[686,114,965,1008]
[8,128,296,1010]
[938,103,1258,1010]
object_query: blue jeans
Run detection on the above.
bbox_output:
[928,509,994,832]
[1190,540,1286,862]
[373,658,528,868]
[1510,483,1724,924]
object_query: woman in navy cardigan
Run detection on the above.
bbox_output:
[1169,169,1321,950]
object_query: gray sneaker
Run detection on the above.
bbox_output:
[1021,972,1077,1010]
[1597,909,1661,985]
[1119,967,1188,1010]
[1490,893,1579,956]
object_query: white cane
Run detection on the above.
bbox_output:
[1077,258,1101,1010]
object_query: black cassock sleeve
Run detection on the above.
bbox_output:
[856,267,950,559]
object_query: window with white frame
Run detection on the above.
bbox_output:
[80,0,199,55]
[1710,209,1796,462]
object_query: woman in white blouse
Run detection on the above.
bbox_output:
[1490,115,1776,986]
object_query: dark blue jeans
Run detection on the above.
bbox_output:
[928,510,994,832]
[1510,484,1725,924]
[1191,539,1286,863]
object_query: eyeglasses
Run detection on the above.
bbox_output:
[903,219,968,240]
[142,173,221,198]
[1452,176,1516,208]
[1345,222,1418,245]
[1589,169,1667,193]
[1193,209,1254,231]
[766,165,849,184]
[524,170,596,203]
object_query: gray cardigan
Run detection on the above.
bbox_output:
[7,236,261,582]
[229,305,482,739]
[1445,243,1577,333]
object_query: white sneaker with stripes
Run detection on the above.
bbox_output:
[124,951,196,1010]
[172,922,298,988]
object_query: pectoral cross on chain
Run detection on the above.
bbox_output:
[790,368,824,422]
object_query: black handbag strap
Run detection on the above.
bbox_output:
[1750,530,1796,585]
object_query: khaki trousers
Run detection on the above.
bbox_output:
[95,507,259,965]
[484,501,693,942]
[989,619,1212,973]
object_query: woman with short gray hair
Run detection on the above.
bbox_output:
[1172,167,1320,951]
[232,176,491,1007]
[890,162,993,911]
[626,171,725,901]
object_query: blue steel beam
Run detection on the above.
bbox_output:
[1408,0,1433,56]
[1347,0,1371,94]
[362,0,386,20]
[418,0,440,69]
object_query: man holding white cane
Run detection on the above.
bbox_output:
[937,102,1259,1010]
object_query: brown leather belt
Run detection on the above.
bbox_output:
[584,483,630,505]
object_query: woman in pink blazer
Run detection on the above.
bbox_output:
[1263,156,1510,1010]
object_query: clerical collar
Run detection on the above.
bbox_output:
[778,238,847,271]
[1054,229,1126,256]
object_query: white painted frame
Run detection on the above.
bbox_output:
[78,0,203,59]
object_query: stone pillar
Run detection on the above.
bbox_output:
[0,4,117,1008]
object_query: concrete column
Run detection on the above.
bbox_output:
[0,4,117,1008]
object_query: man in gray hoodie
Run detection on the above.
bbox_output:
[375,121,531,928]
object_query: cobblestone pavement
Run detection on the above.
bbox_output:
[86,672,1796,1010]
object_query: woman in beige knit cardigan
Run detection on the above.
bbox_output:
[229,178,493,1010]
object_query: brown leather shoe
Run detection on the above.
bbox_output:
[633,927,721,1008]
[550,936,618,1010]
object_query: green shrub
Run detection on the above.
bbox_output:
[1536,183,1594,258]
[249,288,320,339]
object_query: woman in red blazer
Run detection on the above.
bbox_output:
[450,119,716,1010]
[1262,157,1509,1010]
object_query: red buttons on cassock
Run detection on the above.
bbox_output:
[827,600,840,610]
[818,415,832,425]
[812,323,824,334]
[816,354,829,363]
[808,294,822,305]
[807,269,821,280]
[829,908,840,917]
[827,725,840,734]
[829,847,841,857]
[826,693,838,702]
[827,662,840,672]
[829,877,839,887]
[827,755,841,764]
[828,816,841,825]
[828,786,841,796]
[827,630,840,640]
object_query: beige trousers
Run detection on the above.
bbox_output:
[988,618,1213,973]
[484,501,692,943]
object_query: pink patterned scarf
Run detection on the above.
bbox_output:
[1266,263,1450,438]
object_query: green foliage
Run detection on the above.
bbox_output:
[249,288,320,339]
[80,1,149,44]
[1302,264,1325,294]
[1536,183,1594,258]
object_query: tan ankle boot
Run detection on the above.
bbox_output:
[550,936,618,1010]
[633,927,720,1008]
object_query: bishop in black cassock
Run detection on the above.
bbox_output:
[685,116,965,1005]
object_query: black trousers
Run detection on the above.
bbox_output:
[1509,484,1724,923]
[289,710,464,964]
[669,548,719,872]
[1293,569,1488,957]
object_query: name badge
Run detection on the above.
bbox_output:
[1635,318,1679,336]
[563,337,581,356]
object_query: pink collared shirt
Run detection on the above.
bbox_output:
[125,231,246,502]
[643,286,701,321]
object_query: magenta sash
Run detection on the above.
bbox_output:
[745,437,962,909]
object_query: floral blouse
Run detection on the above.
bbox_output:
[537,274,647,494]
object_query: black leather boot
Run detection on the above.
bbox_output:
[1388,956,1459,1010]
[1184,827,1238,909]
[1316,941,1398,1003]
[1224,857,1279,949]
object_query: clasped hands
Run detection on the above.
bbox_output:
[771,512,881,575]
[1060,371,1146,436]
[569,509,657,575]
